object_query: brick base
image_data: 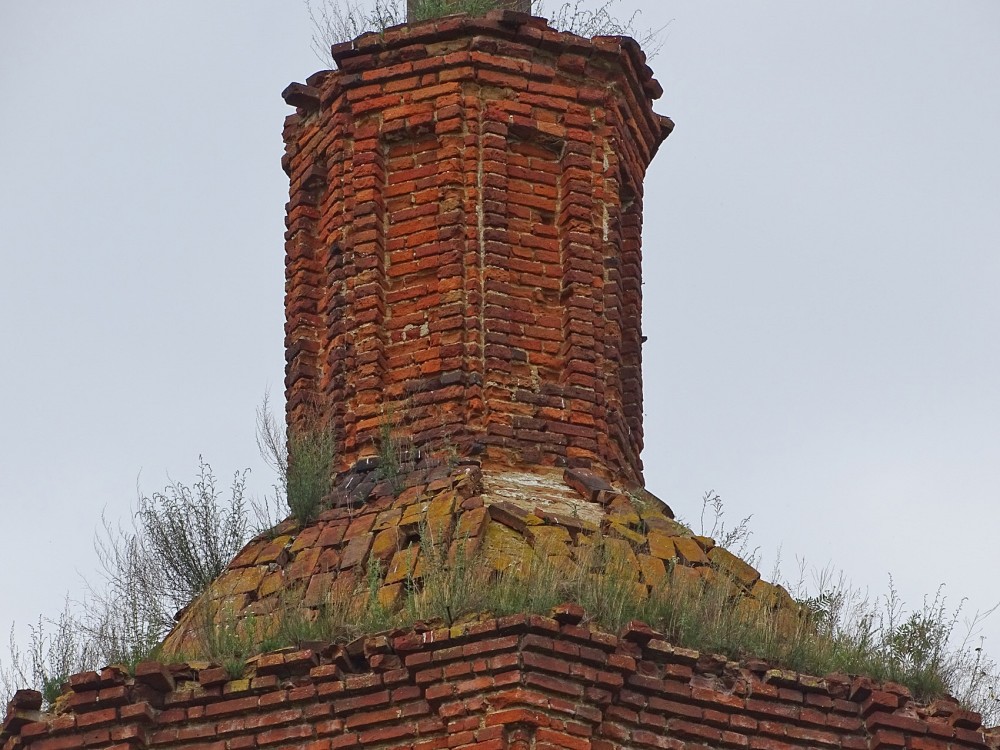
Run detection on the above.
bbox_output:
[4,615,996,750]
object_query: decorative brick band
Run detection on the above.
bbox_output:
[281,11,673,482]
[5,616,996,750]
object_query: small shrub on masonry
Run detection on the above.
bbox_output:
[0,599,97,708]
[89,458,251,661]
[410,0,499,21]
[135,458,251,608]
[376,411,415,496]
[2,458,253,705]
[286,424,336,525]
[306,0,667,67]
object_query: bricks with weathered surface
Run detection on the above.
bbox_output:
[281,11,673,484]
[4,617,993,750]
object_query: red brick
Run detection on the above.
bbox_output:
[749,738,802,750]
[328,733,360,750]
[74,709,117,729]
[205,696,258,717]
[536,728,591,750]
[869,712,930,735]
[256,725,314,746]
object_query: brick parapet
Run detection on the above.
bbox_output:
[281,11,673,482]
[4,616,994,750]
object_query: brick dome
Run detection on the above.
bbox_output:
[158,460,797,658]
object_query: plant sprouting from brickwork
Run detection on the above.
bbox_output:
[133,460,251,611]
[255,391,289,499]
[161,507,1000,722]
[285,426,336,525]
[376,408,415,495]
[258,394,337,526]
[541,0,667,56]
[305,0,667,67]
[0,600,97,708]
[4,448,998,724]
[790,570,1000,724]
[412,0,501,21]
[698,489,759,566]
[84,511,175,666]
[1,458,254,706]
[83,459,252,663]
[188,603,288,680]
[306,0,404,63]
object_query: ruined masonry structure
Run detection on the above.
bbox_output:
[282,8,672,484]
[3,10,998,750]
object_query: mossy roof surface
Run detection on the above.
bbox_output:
[161,457,797,658]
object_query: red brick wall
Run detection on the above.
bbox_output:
[281,11,673,483]
[5,615,996,750]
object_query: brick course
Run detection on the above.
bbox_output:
[281,11,673,483]
[5,616,998,750]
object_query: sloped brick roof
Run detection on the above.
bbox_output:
[159,456,798,658]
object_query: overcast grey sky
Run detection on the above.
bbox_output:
[2,1,998,667]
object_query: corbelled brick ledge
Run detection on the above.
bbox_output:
[4,613,998,750]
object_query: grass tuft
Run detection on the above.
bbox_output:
[285,426,336,525]
[305,0,668,68]
[376,408,416,496]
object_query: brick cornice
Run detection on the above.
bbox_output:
[5,617,993,750]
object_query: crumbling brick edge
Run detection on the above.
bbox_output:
[4,610,998,750]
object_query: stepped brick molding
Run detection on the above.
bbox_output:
[4,616,998,750]
[281,10,673,483]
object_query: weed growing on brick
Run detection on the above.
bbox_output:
[6,484,997,724]
[88,458,250,660]
[410,0,498,21]
[375,408,417,496]
[0,600,96,708]
[196,609,265,679]
[285,426,336,525]
[257,394,337,527]
[1,459,252,704]
[135,459,251,608]
[306,0,666,67]
[174,530,999,722]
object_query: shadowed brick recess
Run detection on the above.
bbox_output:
[281,10,673,483]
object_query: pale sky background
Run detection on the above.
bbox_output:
[1,1,998,673]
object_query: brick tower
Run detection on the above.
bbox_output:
[281,8,673,485]
[6,12,995,750]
